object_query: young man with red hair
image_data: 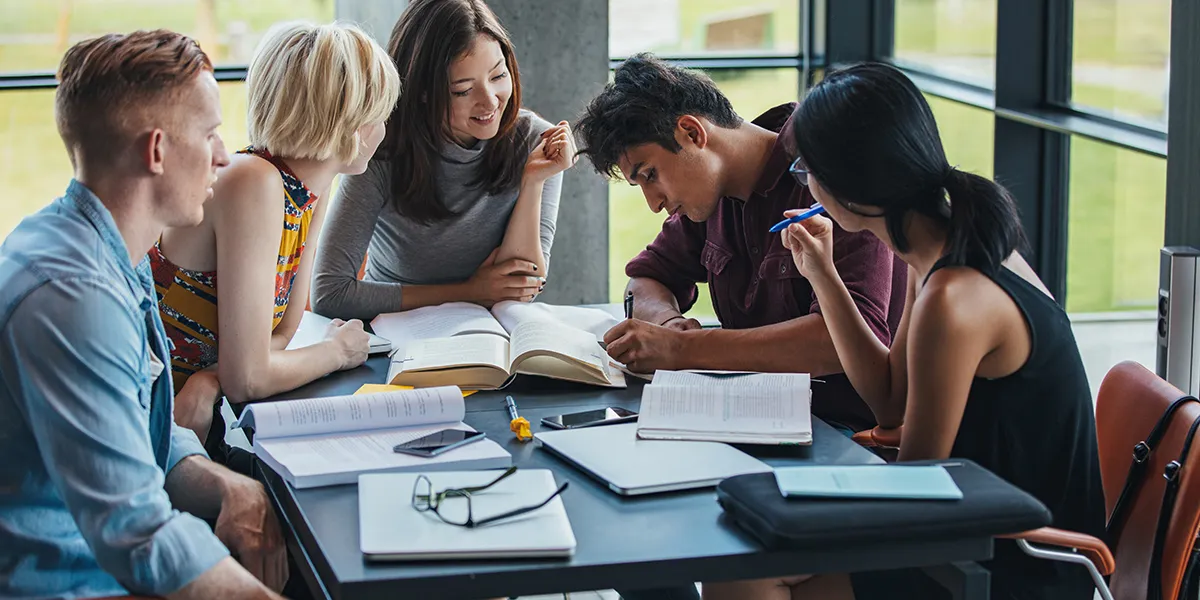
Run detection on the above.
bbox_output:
[0,30,286,599]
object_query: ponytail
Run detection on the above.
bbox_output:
[940,169,1027,274]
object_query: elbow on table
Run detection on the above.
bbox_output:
[217,369,268,406]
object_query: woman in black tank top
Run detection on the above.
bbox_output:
[703,63,1105,600]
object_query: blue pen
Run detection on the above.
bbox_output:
[768,204,826,233]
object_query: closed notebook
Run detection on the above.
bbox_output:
[359,469,576,560]
[774,465,964,500]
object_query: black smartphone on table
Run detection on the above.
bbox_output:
[393,429,486,457]
[541,407,638,430]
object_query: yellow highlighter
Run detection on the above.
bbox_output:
[354,384,476,397]
[506,395,532,442]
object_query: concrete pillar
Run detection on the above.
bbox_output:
[335,0,611,304]
[486,0,610,304]
[334,0,409,47]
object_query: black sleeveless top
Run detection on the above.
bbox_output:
[928,257,1106,600]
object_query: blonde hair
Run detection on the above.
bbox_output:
[246,21,400,163]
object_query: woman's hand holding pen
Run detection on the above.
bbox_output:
[780,210,837,282]
[523,120,578,183]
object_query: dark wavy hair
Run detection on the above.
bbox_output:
[576,53,742,178]
[792,62,1026,273]
[380,0,530,224]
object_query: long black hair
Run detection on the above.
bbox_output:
[791,62,1025,273]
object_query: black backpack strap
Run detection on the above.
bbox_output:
[1109,395,1200,540]
[1179,543,1200,600]
[1148,413,1200,600]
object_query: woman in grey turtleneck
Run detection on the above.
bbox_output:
[312,0,577,322]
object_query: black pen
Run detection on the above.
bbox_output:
[624,290,634,320]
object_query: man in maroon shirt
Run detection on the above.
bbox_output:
[577,54,906,434]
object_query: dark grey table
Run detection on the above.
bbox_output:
[255,356,1001,600]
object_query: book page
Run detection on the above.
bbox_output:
[235,386,465,439]
[371,303,507,353]
[637,385,809,435]
[398,333,510,372]
[491,301,620,340]
[287,311,391,353]
[256,423,509,485]
[651,371,810,390]
[508,318,608,376]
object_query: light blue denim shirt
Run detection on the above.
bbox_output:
[0,181,229,598]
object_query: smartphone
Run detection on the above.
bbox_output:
[393,429,486,458]
[541,407,638,430]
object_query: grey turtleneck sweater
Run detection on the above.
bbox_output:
[311,111,561,321]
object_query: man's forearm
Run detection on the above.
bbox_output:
[167,557,281,600]
[164,455,237,519]
[626,277,688,325]
[680,314,843,375]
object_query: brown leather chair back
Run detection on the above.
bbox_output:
[1096,360,1200,600]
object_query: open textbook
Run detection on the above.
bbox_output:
[371,301,626,390]
[636,370,813,445]
[233,386,510,488]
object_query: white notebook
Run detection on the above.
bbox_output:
[233,387,510,489]
[534,423,773,495]
[287,311,392,354]
[636,371,813,445]
[359,469,576,560]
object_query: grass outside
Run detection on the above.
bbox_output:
[0,0,1171,315]
[0,0,333,72]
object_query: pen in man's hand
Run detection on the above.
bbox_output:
[624,290,634,320]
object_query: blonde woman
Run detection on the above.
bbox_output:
[151,21,402,471]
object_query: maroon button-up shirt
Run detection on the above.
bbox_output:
[625,103,907,431]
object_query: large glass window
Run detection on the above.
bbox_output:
[1071,0,1171,126]
[1066,138,1166,313]
[0,0,334,74]
[893,0,997,88]
[926,94,995,178]
[608,0,801,58]
[0,82,251,239]
[608,68,800,315]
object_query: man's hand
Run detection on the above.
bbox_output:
[465,248,545,307]
[659,315,703,332]
[603,319,694,374]
[173,368,223,441]
[215,475,288,592]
